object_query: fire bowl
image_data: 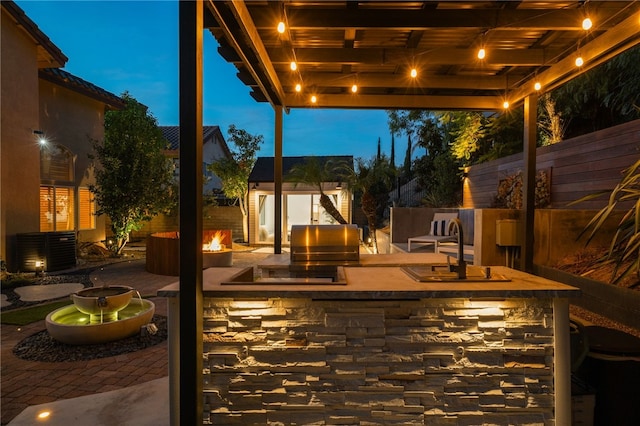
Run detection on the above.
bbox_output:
[46,298,155,345]
[203,249,233,268]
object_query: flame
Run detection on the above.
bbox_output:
[203,231,225,252]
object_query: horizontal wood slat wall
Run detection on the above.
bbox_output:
[465,119,640,210]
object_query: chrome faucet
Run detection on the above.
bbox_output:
[448,218,467,279]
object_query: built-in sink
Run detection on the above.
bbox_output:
[402,265,511,282]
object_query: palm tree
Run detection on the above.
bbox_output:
[287,157,348,224]
[341,156,394,254]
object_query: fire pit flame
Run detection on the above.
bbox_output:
[203,231,225,252]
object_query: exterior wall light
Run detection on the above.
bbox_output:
[33,130,47,145]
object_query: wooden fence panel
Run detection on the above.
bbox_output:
[465,119,640,210]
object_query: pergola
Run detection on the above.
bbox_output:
[176,1,640,424]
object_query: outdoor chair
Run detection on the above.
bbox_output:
[407,212,458,252]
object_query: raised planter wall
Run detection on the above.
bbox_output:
[536,265,640,331]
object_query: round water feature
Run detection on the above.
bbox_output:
[46,298,155,345]
[45,285,155,345]
[71,285,134,323]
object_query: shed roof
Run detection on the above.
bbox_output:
[249,155,354,183]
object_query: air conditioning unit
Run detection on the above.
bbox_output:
[16,231,76,272]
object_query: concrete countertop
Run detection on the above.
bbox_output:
[158,261,580,300]
[257,252,451,268]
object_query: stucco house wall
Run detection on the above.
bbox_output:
[1,2,122,271]
[38,76,110,244]
[1,3,63,270]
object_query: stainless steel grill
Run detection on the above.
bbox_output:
[289,225,360,280]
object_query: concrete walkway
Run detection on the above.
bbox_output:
[1,252,271,425]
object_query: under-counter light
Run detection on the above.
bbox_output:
[477,48,486,60]
[582,17,593,31]
[410,68,417,78]
[277,21,285,34]
[534,82,542,91]
[575,56,584,67]
[290,61,297,71]
[295,83,302,92]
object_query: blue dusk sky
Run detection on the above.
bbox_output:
[17,0,399,161]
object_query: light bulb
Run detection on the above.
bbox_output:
[582,17,593,31]
[575,56,584,67]
[295,83,301,92]
[290,61,297,71]
[503,101,509,109]
[311,95,317,103]
[477,48,486,60]
[351,84,358,93]
[534,82,542,91]
[277,21,285,34]
[410,68,417,78]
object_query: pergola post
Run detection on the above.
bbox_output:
[521,93,538,273]
[178,0,203,424]
[274,106,283,254]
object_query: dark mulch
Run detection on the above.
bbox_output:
[12,314,167,362]
[554,248,639,290]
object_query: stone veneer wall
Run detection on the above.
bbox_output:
[202,297,556,425]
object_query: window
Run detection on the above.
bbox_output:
[39,186,75,231]
[40,143,77,232]
[41,144,74,181]
[78,187,95,230]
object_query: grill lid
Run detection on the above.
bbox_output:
[289,224,359,264]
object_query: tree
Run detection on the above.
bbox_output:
[342,156,394,254]
[209,125,262,242]
[389,110,462,206]
[287,157,348,224]
[402,134,413,184]
[89,92,175,256]
[552,44,640,137]
[390,133,396,170]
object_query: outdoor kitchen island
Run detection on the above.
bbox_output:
[158,255,579,425]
